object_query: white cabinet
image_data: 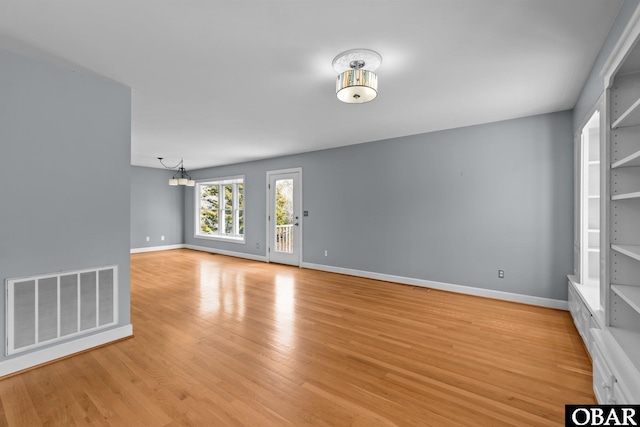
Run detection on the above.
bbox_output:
[591,329,640,404]
[592,337,615,404]
[568,279,602,355]
[613,380,633,405]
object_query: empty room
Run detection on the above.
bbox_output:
[1,1,640,425]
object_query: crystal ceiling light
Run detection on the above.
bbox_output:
[332,49,382,104]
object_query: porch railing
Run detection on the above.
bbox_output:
[275,224,294,253]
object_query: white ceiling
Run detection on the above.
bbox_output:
[0,1,623,170]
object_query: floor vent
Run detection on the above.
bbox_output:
[6,266,118,355]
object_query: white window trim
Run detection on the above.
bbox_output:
[194,175,245,244]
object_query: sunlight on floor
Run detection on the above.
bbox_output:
[275,273,296,349]
[198,261,245,319]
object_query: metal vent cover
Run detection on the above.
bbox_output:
[6,266,118,355]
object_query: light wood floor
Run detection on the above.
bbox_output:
[0,249,594,426]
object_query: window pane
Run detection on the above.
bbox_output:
[224,209,233,235]
[238,184,244,209]
[201,209,219,234]
[201,185,219,210]
[200,185,219,234]
[238,209,244,235]
[276,179,293,226]
[224,185,233,210]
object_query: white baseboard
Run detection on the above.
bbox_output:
[185,244,268,263]
[131,245,567,310]
[131,244,185,254]
[0,324,133,377]
[301,262,568,310]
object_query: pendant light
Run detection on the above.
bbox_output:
[158,157,195,186]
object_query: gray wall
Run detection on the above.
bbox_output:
[185,111,573,301]
[0,48,131,361]
[131,166,184,248]
[573,0,639,131]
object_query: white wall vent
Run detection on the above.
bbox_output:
[6,266,118,356]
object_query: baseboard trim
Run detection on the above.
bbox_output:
[0,324,133,377]
[185,244,268,263]
[301,262,568,310]
[131,246,567,310]
[131,244,185,254]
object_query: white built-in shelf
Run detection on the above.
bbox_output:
[609,327,640,373]
[612,284,640,314]
[611,244,640,262]
[612,149,640,168]
[612,98,640,129]
[588,247,600,253]
[589,195,601,199]
[589,160,601,166]
[612,191,640,200]
[588,228,600,233]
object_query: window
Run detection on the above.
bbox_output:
[195,176,244,242]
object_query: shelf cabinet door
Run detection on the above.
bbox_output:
[592,341,615,404]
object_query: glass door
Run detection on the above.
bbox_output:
[267,169,301,266]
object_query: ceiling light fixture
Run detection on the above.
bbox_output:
[158,157,195,186]
[332,48,382,104]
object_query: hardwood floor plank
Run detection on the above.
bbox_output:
[23,363,81,426]
[0,377,43,426]
[0,249,595,425]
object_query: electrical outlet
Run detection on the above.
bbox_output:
[146,236,150,242]
[498,270,505,278]
[161,235,165,241]
[324,250,328,257]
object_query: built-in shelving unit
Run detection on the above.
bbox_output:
[611,191,640,200]
[611,244,640,261]
[594,14,640,403]
[576,108,602,290]
[612,98,640,129]
[612,149,640,168]
[608,327,640,372]
[612,284,640,314]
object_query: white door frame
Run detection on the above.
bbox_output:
[266,167,303,266]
